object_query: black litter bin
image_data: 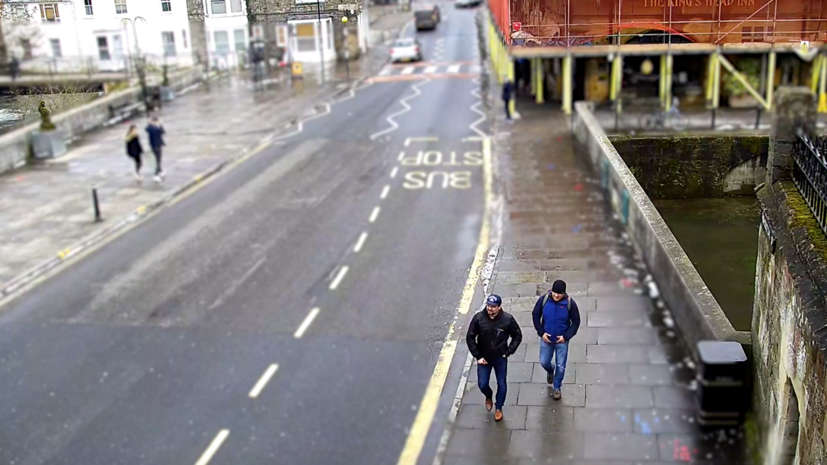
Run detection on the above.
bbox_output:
[696,340,750,427]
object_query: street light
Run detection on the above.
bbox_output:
[315,0,325,83]
[121,16,150,112]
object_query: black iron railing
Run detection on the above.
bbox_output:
[792,131,827,237]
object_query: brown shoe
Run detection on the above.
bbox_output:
[494,410,503,422]
[484,398,493,412]
[552,389,562,400]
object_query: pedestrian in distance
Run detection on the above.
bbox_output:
[125,124,144,182]
[9,56,20,82]
[466,294,523,422]
[502,77,515,124]
[532,279,580,400]
[145,116,166,183]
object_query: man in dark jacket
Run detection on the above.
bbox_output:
[532,280,580,400]
[145,116,166,182]
[466,294,522,421]
[502,78,515,123]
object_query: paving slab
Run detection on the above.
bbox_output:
[439,101,746,463]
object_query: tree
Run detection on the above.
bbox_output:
[0,0,43,64]
[185,0,209,67]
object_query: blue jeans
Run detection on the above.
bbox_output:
[539,340,569,390]
[477,355,508,410]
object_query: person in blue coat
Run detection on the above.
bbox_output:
[145,116,166,182]
[532,280,581,400]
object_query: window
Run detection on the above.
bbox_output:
[50,38,62,57]
[234,29,246,53]
[230,0,242,13]
[182,29,188,48]
[20,39,32,59]
[161,0,171,12]
[84,0,93,15]
[276,25,287,47]
[97,36,110,60]
[114,0,127,15]
[214,31,229,54]
[162,31,176,56]
[295,23,316,52]
[40,3,60,21]
[211,0,226,14]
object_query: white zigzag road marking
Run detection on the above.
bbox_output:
[369,77,431,140]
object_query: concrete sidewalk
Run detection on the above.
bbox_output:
[439,104,748,463]
[0,13,409,295]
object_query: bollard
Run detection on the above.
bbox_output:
[92,187,102,222]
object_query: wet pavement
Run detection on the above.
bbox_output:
[439,100,749,464]
[0,11,409,291]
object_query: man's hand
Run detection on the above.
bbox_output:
[556,335,565,343]
[542,333,552,344]
[478,358,488,365]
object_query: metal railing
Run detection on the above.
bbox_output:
[792,130,827,237]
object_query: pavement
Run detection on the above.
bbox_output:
[0,3,491,465]
[435,97,749,463]
[0,9,409,292]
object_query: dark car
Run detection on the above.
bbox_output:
[455,0,482,8]
[414,5,440,31]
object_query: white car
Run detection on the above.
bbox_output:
[390,38,423,63]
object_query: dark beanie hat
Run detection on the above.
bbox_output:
[551,280,566,294]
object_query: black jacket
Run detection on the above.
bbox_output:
[466,309,523,361]
[126,134,143,158]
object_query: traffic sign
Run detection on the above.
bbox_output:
[512,22,521,31]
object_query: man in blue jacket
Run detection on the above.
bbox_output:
[532,280,580,400]
[145,116,166,183]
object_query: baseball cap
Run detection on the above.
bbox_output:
[486,294,503,306]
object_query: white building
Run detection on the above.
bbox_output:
[4,0,194,73]
[201,0,250,70]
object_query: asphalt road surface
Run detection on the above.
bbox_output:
[0,5,489,465]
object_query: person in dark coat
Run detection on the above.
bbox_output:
[466,294,523,422]
[502,78,516,123]
[125,124,143,181]
[145,116,166,182]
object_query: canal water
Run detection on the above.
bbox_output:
[653,197,760,331]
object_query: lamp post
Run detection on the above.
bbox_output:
[316,0,325,83]
[121,16,150,111]
[341,16,350,81]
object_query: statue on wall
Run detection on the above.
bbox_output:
[38,100,56,131]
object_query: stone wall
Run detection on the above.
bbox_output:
[572,102,751,361]
[752,87,827,465]
[610,134,768,198]
[754,183,827,465]
[0,67,203,174]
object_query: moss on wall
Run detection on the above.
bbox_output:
[610,135,769,199]
[781,181,827,263]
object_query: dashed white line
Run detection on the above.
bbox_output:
[294,308,320,338]
[391,167,399,178]
[194,429,230,465]
[447,65,461,73]
[354,232,369,253]
[381,185,391,199]
[424,66,438,74]
[248,364,279,398]
[369,206,381,223]
[401,66,416,75]
[329,266,350,290]
[398,151,405,161]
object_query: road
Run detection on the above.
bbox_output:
[0,5,488,465]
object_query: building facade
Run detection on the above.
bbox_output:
[2,0,194,73]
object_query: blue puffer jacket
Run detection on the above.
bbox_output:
[531,293,581,342]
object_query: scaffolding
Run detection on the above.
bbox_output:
[487,0,827,115]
